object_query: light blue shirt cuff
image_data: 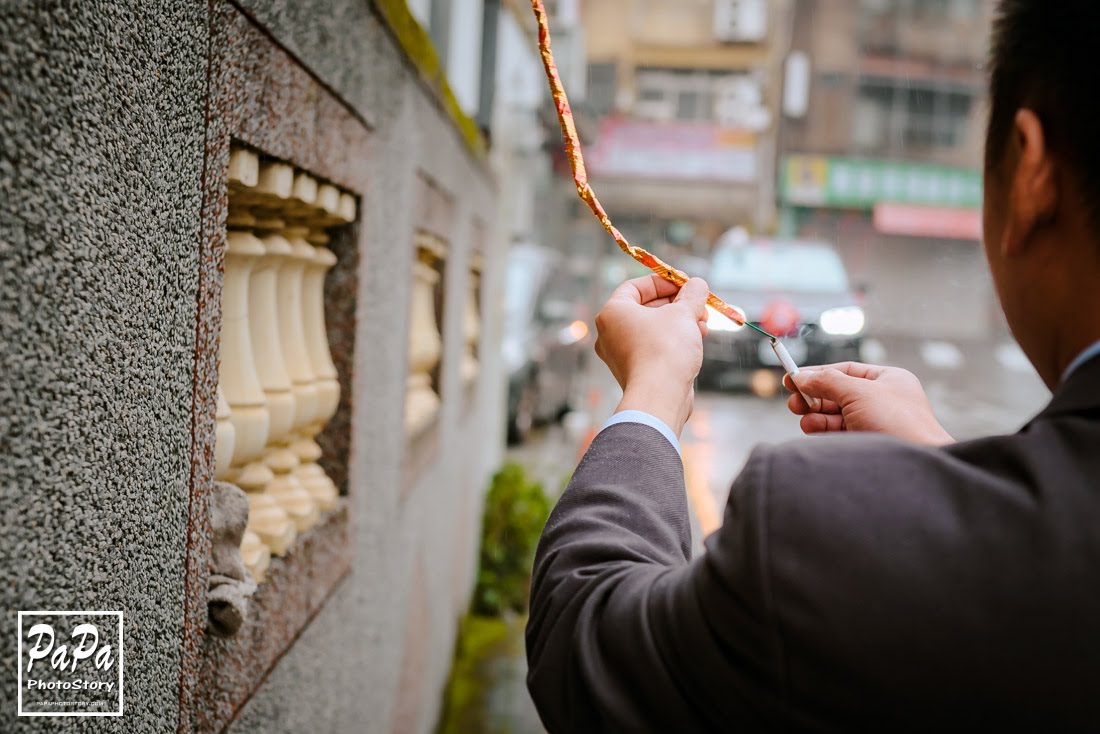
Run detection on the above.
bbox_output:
[600,410,682,457]
[1063,339,1100,383]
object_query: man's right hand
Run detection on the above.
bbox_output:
[785,362,954,446]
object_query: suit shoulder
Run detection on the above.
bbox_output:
[741,433,985,547]
[754,432,955,499]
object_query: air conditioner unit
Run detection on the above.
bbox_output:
[714,0,768,43]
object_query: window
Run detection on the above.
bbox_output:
[862,0,979,21]
[587,63,618,117]
[635,68,757,124]
[714,0,768,42]
[854,82,975,151]
[913,0,980,21]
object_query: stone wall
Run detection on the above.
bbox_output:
[0,1,503,732]
[0,1,208,731]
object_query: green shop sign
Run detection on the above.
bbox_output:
[780,154,983,209]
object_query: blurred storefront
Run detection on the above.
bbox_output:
[581,0,794,258]
[776,0,999,340]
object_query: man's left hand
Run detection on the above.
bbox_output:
[594,275,710,436]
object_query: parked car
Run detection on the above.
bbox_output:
[698,238,865,391]
[503,244,593,444]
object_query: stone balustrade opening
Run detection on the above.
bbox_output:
[216,144,357,583]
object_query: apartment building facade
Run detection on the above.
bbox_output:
[581,0,793,258]
[777,0,998,338]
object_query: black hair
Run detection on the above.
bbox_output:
[987,0,1100,226]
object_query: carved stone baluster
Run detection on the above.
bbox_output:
[338,192,357,227]
[214,386,236,480]
[293,228,340,509]
[228,147,259,193]
[315,183,341,223]
[279,181,354,509]
[405,233,444,436]
[221,218,296,557]
[216,378,270,581]
[240,531,270,584]
[461,262,481,386]
[290,171,319,220]
[277,223,327,508]
[251,211,320,533]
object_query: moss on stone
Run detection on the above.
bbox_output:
[371,0,488,158]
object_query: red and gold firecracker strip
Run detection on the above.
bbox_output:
[531,0,751,328]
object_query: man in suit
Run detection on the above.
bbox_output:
[525,1,1100,731]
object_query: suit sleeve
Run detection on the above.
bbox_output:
[525,424,789,733]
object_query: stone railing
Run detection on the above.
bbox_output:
[405,231,447,438]
[217,145,355,582]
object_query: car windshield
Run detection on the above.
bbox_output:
[709,244,850,294]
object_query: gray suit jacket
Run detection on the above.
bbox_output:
[526,355,1100,732]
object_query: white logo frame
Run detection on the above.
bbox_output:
[17,610,124,717]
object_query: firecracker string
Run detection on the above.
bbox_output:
[530,0,774,339]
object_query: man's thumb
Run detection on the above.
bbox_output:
[674,277,709,316]
[794,368,863,402]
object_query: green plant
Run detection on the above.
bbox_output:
[472,463,551,617]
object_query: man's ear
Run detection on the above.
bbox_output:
[1003,109,1058,257]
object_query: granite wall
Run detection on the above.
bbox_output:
[0,1,503,732]
[0,0,208,731]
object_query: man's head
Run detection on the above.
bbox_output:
[983,0,1100,387]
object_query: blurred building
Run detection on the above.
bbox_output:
[777,0,998,339]
[581,0,794,256]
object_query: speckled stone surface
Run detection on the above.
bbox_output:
[0,1,208,732]
[182,6,367,730]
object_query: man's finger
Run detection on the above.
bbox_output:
[793,368,865,403]
[673,277,709,320]
[798,361,883,380]
[801,413,845,435]
[787,390,841,416]
[783,374,841,413]
[610,275,680,305]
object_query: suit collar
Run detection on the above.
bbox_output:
[1037,352,1100,420]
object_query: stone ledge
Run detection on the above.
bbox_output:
[369,0,488,160]
[191,506,351,734]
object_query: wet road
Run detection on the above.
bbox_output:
[511,335,1052,544]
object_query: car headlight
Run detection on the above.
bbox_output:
[706,305,745,333]
[820,307,865,336]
